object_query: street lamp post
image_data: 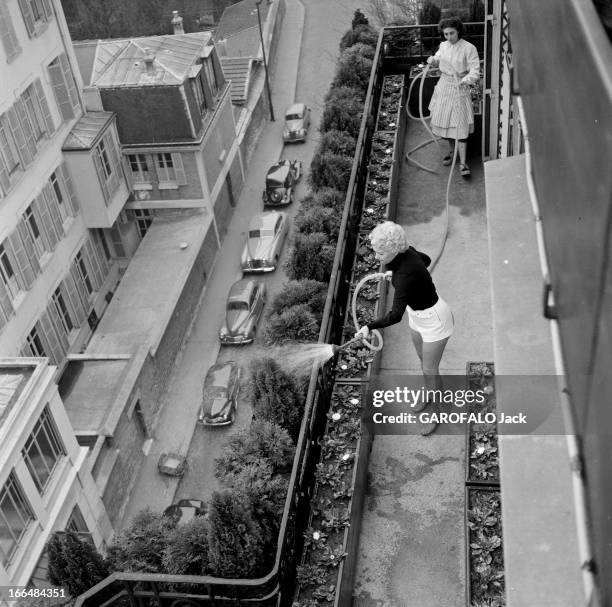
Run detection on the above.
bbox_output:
[255,0,275,121]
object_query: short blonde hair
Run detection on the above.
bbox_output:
[369,221,409,257]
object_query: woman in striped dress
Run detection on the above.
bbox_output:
[427,17,480,178]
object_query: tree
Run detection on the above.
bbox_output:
[162,517,210,575]
[301,188,346,214]
[309,152,353,192]
[294,205,341,240]
[207,491,266,578]
[318,129,357,157]
[333,44,375,92]
[285,232,336,283]
[106,510,175,573]
[46,531,109,597]
[264,303,321,345]
[352,8,370,28]
[268,279,328,318]
[249,359,306,440]
[320,88,364,138]
[340,24,379,52]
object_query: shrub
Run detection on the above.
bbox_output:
[207,490,266,578]
[309,151,353,192]
[318,129,357,157]
[46,531,109,597]
[340,24,378,52]
[250,358,305,441]
[285,232,336,283]
[106,510,175,573]
[294,205,341,240]
[267,279,328,319]
[301,188,346,214]
[320,87,364,137]
[333,43,375,91]
[214,419,295,478]
[264,303,320,345]
[162,517,210,575]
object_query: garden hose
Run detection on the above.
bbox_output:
[349,272,387,352]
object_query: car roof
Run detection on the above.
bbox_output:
[266,162,290,182]
[248,211,283,230]
[285,102,305,115]
[227,278,258,301]
[204,361,238,389]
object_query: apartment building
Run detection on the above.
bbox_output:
[0,0,123,373]
[0,358,111,586]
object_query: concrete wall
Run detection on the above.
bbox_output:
[202,92,237,189]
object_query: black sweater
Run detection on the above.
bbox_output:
[367,247,438,330]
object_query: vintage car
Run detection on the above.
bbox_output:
[241,211,288,273]
[219,279,266,344]
[163,499,207,523]
[282,102,311,142]
[198,361,242,425]
[262,159,302,206]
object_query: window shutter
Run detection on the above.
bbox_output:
[0,0,21,61]
[61,275,85,325]
[69,262,90,311]
[0,278,14,327]
[32,79,54,136]
[16,218,40,275]
[13,98,37,158]
[47,300,69,350]
[58,53,79,113]
[40,0,53,21]
[43,183,65,238]
[58,162,79,215]
[48,59,74,121]
[36,311,64,365]
[17,0,35,38]
[83,236,103,290]
[92,230,109,275]
[171,153,187,185]
[0,150,10,194]
[6,229,35,289]
[33,193,58,250]
[6,105,33,166]
[92,148,110,203]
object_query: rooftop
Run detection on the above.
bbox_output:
[74,32,212,88]
[220,57,253,104]
[0,365,33,428]
[62,111,114,150]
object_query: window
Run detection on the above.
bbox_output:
[0,0,22,61]
[97,139,112,178]
[22,406,65,493]
[52,287,73,334]
[26,326,45,356]
[50,171,68,223]
[0,243,19,300]
[17,0,52,38]
[133,209,153,239]
[21,86,45,142]
[47,54,79,122]
[156,153,175,182]
[0,473,34,566]
[75,252,93,294]
[203,59,218,96]
[128,154,150,183]
[23,207,45,258]
[93,133,121,202]
[191,76,207,112]
[0,115,21,190]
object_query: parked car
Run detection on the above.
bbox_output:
[283,102,310,142]
[262,159,302,206]
[163,499,207,524]
[157,452,187,477]
[241,211,288,272]
[198,360,242,424]
[219,279,266,344]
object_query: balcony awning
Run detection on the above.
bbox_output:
[63,111,114,151]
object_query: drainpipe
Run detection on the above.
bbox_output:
[516,94,597,605]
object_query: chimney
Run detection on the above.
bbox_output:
[144,47,155,73]
[171,10,184,34]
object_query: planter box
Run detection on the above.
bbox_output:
[375,75,404,131]
[465,486,506,607]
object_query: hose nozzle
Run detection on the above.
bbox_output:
[332,336,363,355]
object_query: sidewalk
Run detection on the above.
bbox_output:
[119,0,306,528]
[353,121,494,606]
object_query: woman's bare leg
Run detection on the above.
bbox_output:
[422,336,451,391]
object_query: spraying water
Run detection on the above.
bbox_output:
[268,343,337,375]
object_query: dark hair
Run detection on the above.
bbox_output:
[439,17,464,37]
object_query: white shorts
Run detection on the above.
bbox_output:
[407,297,454,343]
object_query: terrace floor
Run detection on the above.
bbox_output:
[352,117,493,606]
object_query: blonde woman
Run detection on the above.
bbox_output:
[355,221,453,435]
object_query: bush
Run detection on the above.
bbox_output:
[46,531,109,598]
[301,188,346,214]
[320,87,364,138]
[294,205,341,240]
[333,44,375,91]
[285,232,336,283]
[352,8,369,28]
[250,359,305,441]
[214,419,295,479]
[207,490,266,578]
[340,24,378,52]
[318,129,357,157]
[309,151,353,192]
[106,510,175,573]
[162,517,210,575]
[267,279,328,319]
[264,303,320,345]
